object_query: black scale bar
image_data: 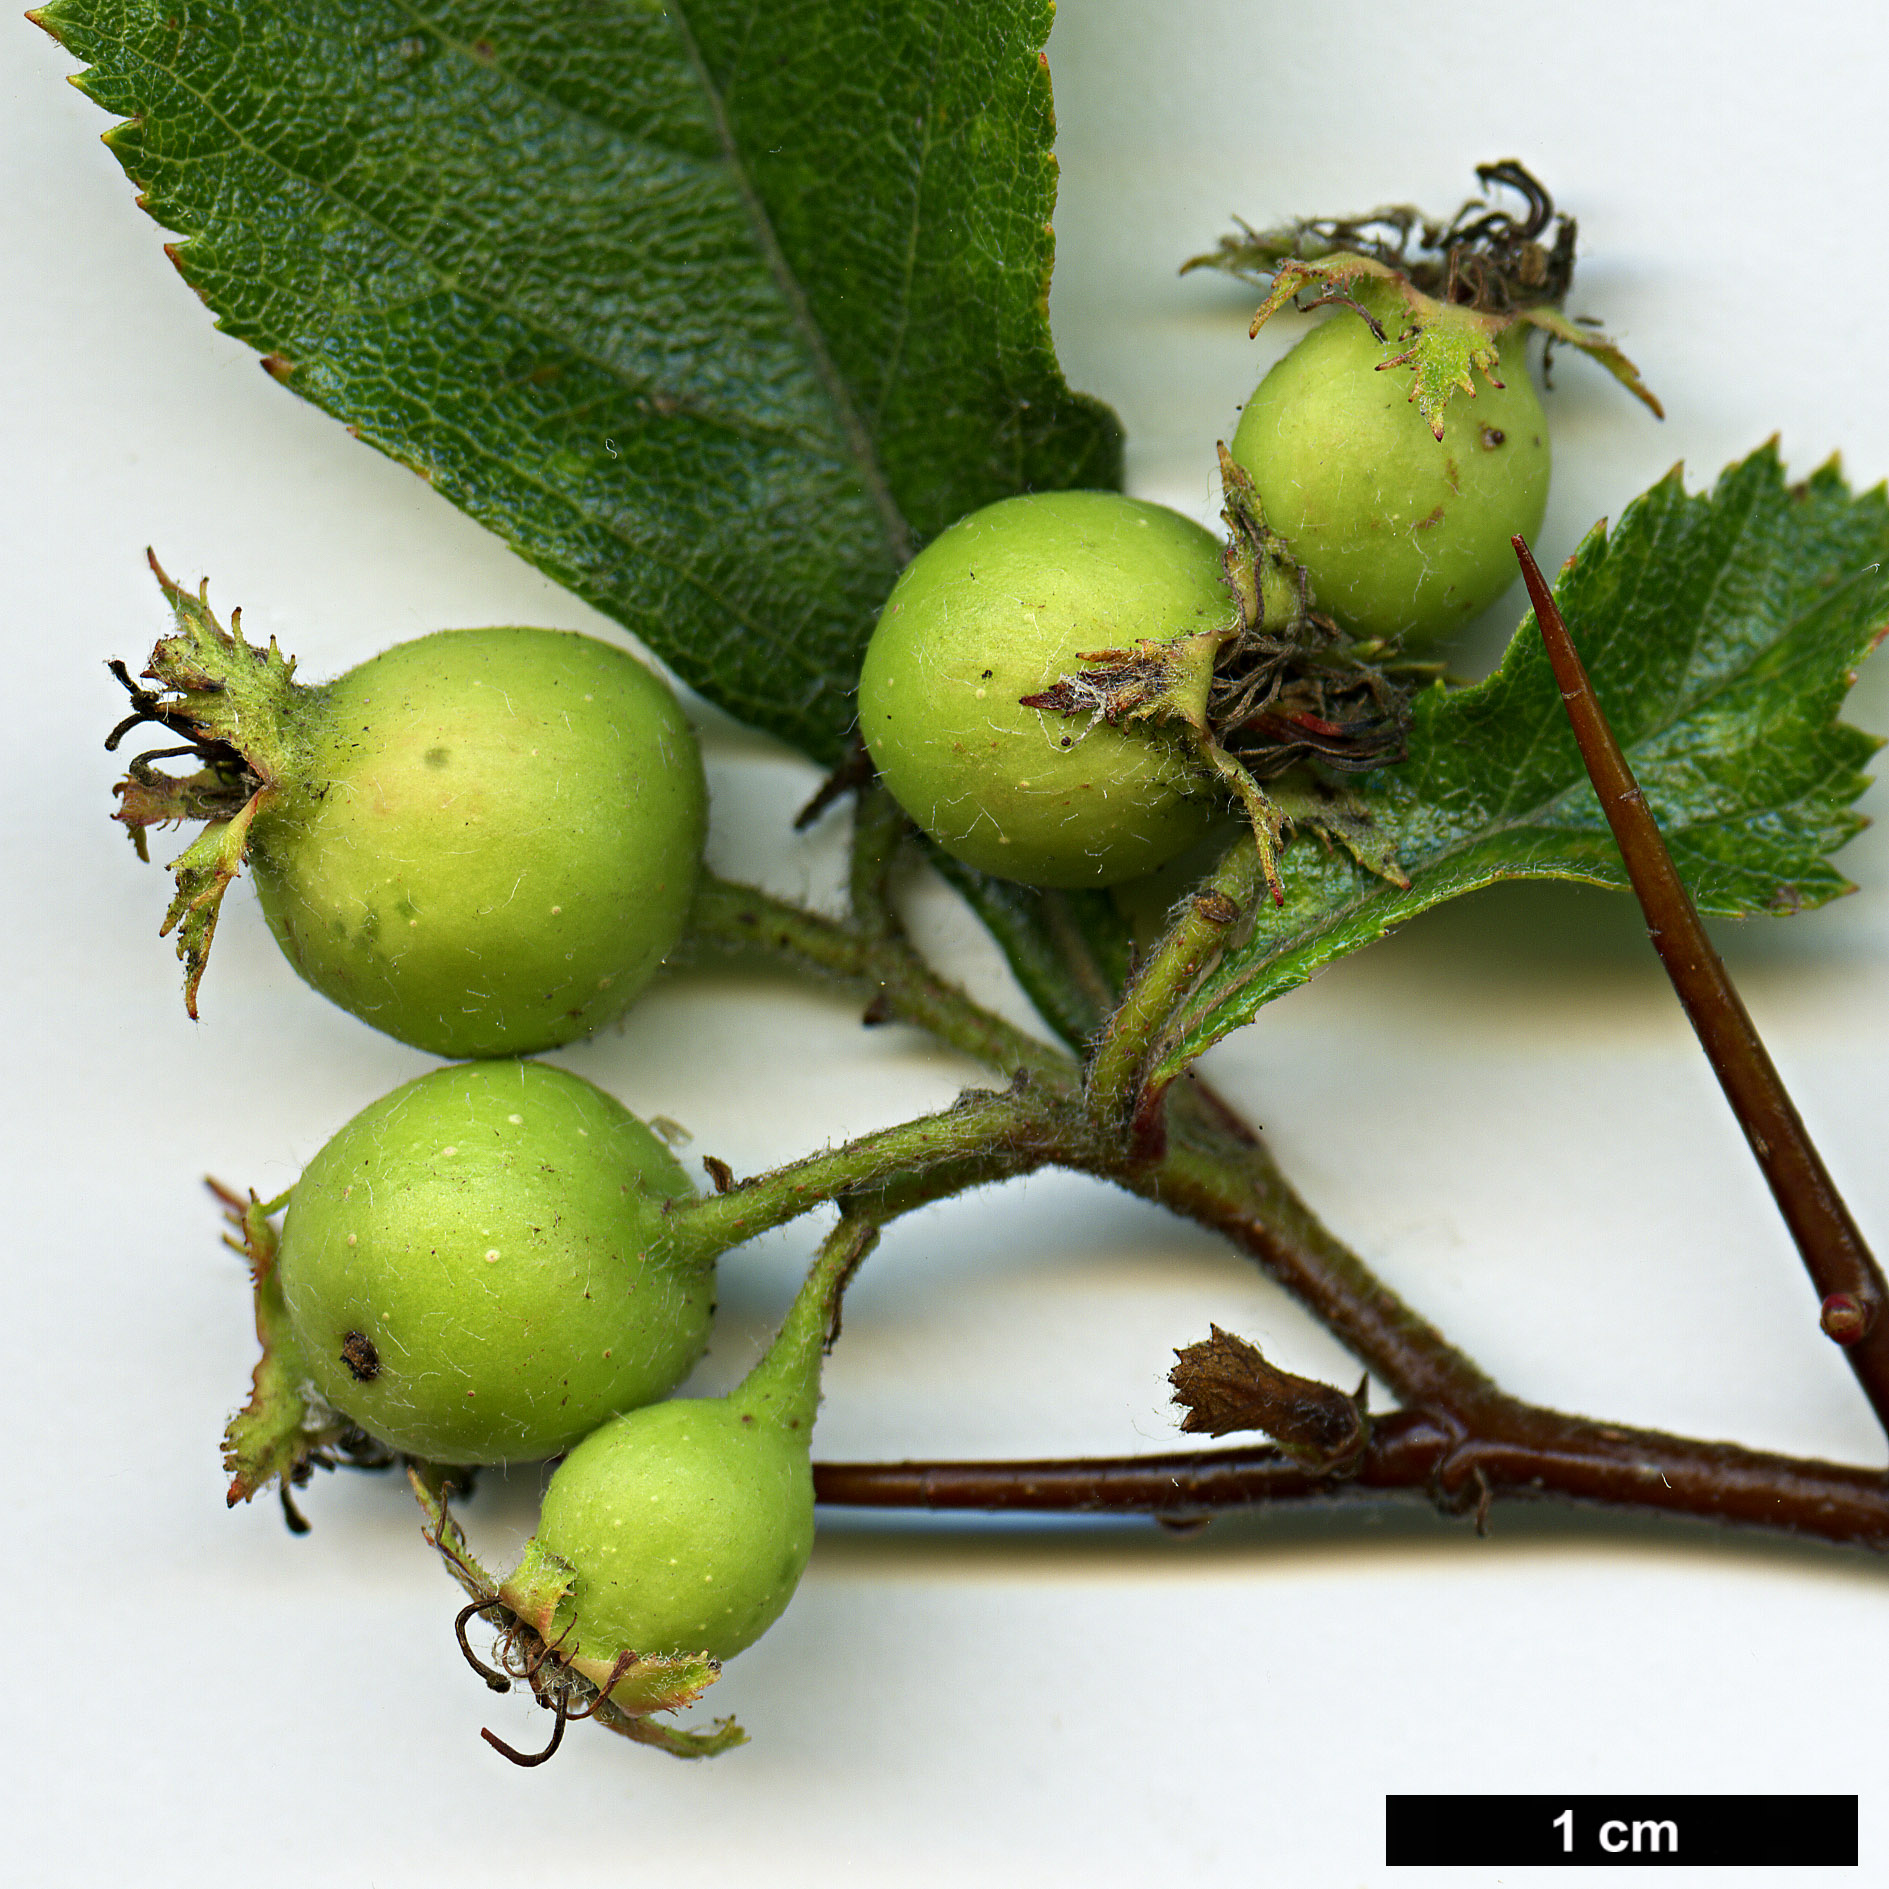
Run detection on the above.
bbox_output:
[1386,1795,1857,1866]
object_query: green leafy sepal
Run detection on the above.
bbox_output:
[108,556,310,1015]
[219,1184,376,1530]
[1248,261,1660,439]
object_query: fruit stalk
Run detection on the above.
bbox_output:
[685,871,1076,1087]
[683,865,1505,1412]
[660,1076,1063,1275]
[1082,836,1260,1135]
[737,1213,882,1434]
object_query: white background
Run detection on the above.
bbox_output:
[6,2,1888,1883]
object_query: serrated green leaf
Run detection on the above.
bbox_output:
[1150,443,1889,1083]
[39,0,1121,763]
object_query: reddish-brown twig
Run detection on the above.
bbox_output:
[1511,535,1889,1438]
[813,1406,1889,1548]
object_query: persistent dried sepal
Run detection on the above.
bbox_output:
[220,1182,371,1530]
[132,551,302,772]
[1019,624,1229,735]
[494,1533,726,1718]
[1217,443,1313,637]
[1252,259,1510,441]
[1169,1325,1370,1472]
[111,755,252,843]
[614,1711,748,1759]
[1184,161,1577,313]
[158,792,271,1018]
[1019,461,1413,902]
[1197,162,1661,434]
[108,555,308,1016]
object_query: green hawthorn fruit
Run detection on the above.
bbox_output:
[111,585,706,1057]
[530,1397,814,1665]
[249,627,705,1057]
[517,1216,856,1667]
[857,490,1227,887]
[1229,309,1550,642]
[277,1059,710,1464]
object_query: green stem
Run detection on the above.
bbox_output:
[686,872,1075,1089]
[661,1079,1061,1273]
[1083,837,1260,1128]
[689,867,1501,1419]
[736,1215,882,1431]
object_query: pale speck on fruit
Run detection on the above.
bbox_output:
[508,1114,524,1124]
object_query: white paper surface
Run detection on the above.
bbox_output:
[5,3,1886,1884]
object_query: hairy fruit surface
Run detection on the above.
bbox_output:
[497,1214,865,1681]
[532,1396,816,1664]
[251,627,704,1056]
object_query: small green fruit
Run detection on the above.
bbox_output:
[110,576,706,1057]
[533,1397,814,1664]
[1229,309,1550,642]
[517,1218,861,1668]
[858,490,1227,887]
[251,628,705,1057]
[278,1060,710,1464]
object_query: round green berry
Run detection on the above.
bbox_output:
[1229,311,1550,642]
[277,1059,710,1465]
[534,1396,815,1664]
[249,627,705,1058]
[858,490,1227,887]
